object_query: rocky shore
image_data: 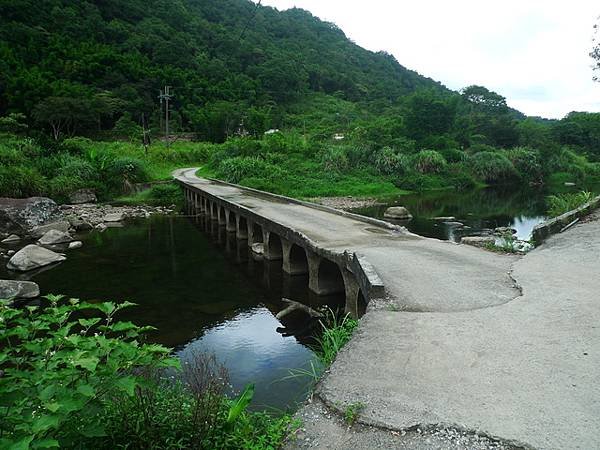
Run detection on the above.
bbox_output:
[0,195,177,302]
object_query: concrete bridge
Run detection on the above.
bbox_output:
[175,168,600,449]
[174,168,518,318]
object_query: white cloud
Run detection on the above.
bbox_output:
[259,0,600,118]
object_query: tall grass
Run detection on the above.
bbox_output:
[546,191,594,217]
[315,310,358,366]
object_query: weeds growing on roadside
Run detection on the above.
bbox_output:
[546,191,594,217]
[315,309,358,366]
[343,402,365,426]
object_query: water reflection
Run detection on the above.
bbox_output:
[8,215,339,412]
[354,186,549,241]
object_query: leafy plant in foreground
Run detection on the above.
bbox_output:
[316,310,358,366]
[0,295,178,449]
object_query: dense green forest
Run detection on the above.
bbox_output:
[1,0,599,200]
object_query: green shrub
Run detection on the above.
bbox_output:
[105,156,150,186]
[546,191,594,217]
[60,137,94,155]
[0,165,46,197]
[469,151,517,183]
[321,146,349,173]
[55,153,97,182]
[373,147,409,175]
[506,147,543,183]
[147,183,182,206]
[316,311,358,366]
[412,150,447,174]
[216,156,284,184]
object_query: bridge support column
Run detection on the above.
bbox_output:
[282,241,309,275]
[236,215,248,240]
[263,231,283,260]
[307,253,345,296]
[247,221,263,247]
[210,201,218,221]
[341,269,362,319]
[225,210,237,232]
[217,206,226,226]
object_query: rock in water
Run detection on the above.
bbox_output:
[68,189,97,204]
[460,236,496,248]
[38,229,74,246]
[383,206,413,220]
[103,212,124,222]
[68,241,83,249]
[7,244,66,272]
[251,243,265,255]
[1,234,21,244]
[0,279,40,299]
[0,197,60,234]
[30,221,71,238]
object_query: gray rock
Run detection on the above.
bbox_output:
[37,229,73,246]
[0,279,40,299]
[1,234,21,244]
[433,216,456,221]
[0,197,60,234]
[7,250,15,256]
[68,241,83,249]
[68,188,97,204]
[460,236,495,248]
[251,243,264,255]
[564,182,576,187]
[7,244,66,272]
[30,221,71,238]
[443,221,465,227]
[383,206,413,220]
[495,227,517,235]
[96,223,108,232]
[103,212,124,222]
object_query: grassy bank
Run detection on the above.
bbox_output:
[2,131,600,205]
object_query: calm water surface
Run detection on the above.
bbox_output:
[2,216,341,412]
[353,185,594,241]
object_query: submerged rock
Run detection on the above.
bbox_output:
[383,206,413,220]
[0,279,40,299]
[433,216,456,221]
[443,221,465,227]
[7,244,66,272]
[38,229,74,246]
[494,227,517,235]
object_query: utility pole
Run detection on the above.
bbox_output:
[158,86,173,147]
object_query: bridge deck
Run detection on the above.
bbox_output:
[174,168,519,312]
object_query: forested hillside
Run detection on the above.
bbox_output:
[0,0,599,201]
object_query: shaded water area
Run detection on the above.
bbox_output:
[1,216,346,412]
[353,185,594,242]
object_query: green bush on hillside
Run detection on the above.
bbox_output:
[413,150,447,174]
[469,151,517,183]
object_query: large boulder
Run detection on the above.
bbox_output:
[7,244,66,272]
[69,189,97,204]
[0,279,40,299]
[0,197,61,234]
[383,206,413,220]
[103,212,124,222]
[30,221,71,238]
[37,229,74,246]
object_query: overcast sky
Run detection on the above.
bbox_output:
[259,0,600,119]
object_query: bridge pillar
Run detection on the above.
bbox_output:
[247,222,264,247]
[217,205,227,226]
[282,241,309,275]
[210,201,218,221]
[264,231,283,260]
[236,215,248,240]
[341,269,361,319]
[225,210,237,232]
[307,254,345,296]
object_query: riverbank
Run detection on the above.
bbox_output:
[288,210,600,449]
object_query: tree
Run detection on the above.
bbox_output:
[32,97,95,140]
